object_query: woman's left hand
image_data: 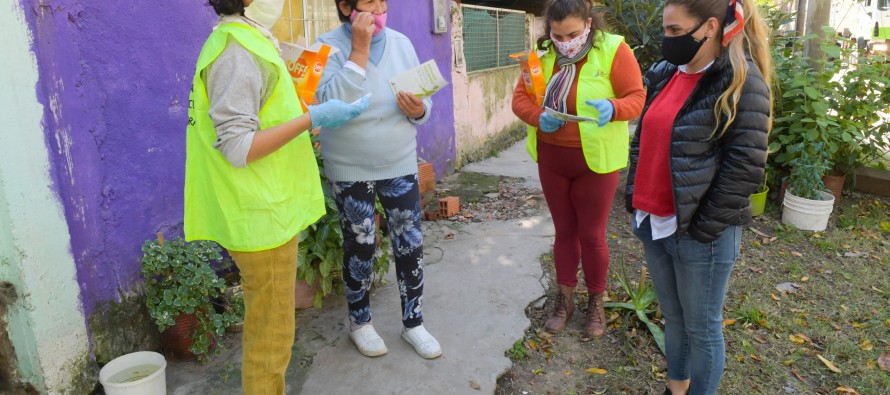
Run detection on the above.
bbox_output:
[397,91,426,119]
[585,99,615,127]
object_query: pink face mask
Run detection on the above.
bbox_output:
[550,26,591,58]
[350,9,388,36]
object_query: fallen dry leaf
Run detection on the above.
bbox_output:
[776,282,801,293]
[818,354,842,373]
[749,227,772,238]
[836,386,860,394]
[749,267,764,274]
[801,276,809,282]
[872,286,885,294]
[771,293,782,301]
[858,339,874,351]
[723,319,737,327]
[469,380,481,391]
[791,251,803,257]
[790,334,808,344]
[586,368,607,375]
[879,352,890,372]
[527,340,538,351]
[563,370,573,376]
[790,368,805,382]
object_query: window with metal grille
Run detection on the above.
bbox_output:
[461,4,529,73]
[273,0,343,45]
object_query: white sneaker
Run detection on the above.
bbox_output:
[401,325,443,359]
[349,324,388,357]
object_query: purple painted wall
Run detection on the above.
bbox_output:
[389,0,456,178]
[22,1,216,319]
[21,0,455,331]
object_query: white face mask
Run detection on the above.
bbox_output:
[244,0,285,30]
[550,26,591,58]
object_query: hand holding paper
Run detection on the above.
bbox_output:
[538,112,565,133]
[396,92,425,119]
[585,100,614,127]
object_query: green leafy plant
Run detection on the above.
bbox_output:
[604,262,666,355]
[297,132,392,308]
[140,237,238,361]
[827,45,890,176]
[786,142,833,200]
[597,0,665,74]
[771,21,890,184]
[508,339,528,361]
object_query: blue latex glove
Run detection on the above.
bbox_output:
[308,96,370,130]
[538,112,565,133]
[585,99,615,127]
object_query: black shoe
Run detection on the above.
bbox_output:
[663,388,671,395]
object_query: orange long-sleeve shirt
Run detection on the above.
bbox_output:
[512,42,646,148]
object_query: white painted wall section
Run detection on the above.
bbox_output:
[0,1,91,392]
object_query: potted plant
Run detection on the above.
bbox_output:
[825,40,890,203]
[140,234,239,362]
[297,132,392,309]
[750,172,769,217]
[782,143,835,231]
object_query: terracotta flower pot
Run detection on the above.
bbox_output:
[160,312,215,361]
[295,278,319,310]
[822,174,845,206]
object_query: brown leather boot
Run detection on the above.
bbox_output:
[584,293,607,338]
[544,285,575,333]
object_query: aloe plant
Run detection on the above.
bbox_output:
[604,262,666,355]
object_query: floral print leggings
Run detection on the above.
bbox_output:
[332,174,424,329]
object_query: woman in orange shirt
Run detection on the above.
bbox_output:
[512,0,645,338]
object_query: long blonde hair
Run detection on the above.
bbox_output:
[667,0,774,138]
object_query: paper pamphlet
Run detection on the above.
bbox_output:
[509,50,548,106]
[545,107,597,123]
[388,60,448,98]
[281,41,340,112]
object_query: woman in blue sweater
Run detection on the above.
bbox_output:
[315,0,442,359]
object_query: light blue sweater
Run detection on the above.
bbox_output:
[316,25,433,182]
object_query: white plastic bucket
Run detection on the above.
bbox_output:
[99,351,167,395]
[782,190,835,231]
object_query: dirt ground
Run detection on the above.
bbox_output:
[472,175,890,395]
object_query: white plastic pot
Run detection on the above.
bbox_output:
[782,190,835,231]
[99,351,167,395]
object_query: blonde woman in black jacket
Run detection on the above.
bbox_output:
[625,0,772,394]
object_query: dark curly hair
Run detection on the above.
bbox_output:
[334,0,360,23]
[207,0,245,16]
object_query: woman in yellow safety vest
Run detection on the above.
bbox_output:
[184,1,367,393]
[512,0,645,339]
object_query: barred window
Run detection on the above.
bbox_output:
[461,4,529,73]
[273,0,343,45]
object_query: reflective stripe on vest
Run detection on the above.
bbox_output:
[184,23,325,252]
[525,31,630,173]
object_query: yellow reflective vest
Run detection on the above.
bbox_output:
[184,23,324,252]
[526,31,630,174]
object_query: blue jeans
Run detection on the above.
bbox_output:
[631,215,741,395]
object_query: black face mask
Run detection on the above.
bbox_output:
[661,21,709,66]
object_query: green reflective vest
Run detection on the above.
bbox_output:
[526,32,630,173]
[184,23,324,252]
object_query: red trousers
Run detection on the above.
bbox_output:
[537,141,619,294]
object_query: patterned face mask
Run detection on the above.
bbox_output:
[550,26,591,58]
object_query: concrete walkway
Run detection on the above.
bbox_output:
[167,141,554,394]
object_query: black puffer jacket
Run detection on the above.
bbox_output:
[626,54,771,243]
